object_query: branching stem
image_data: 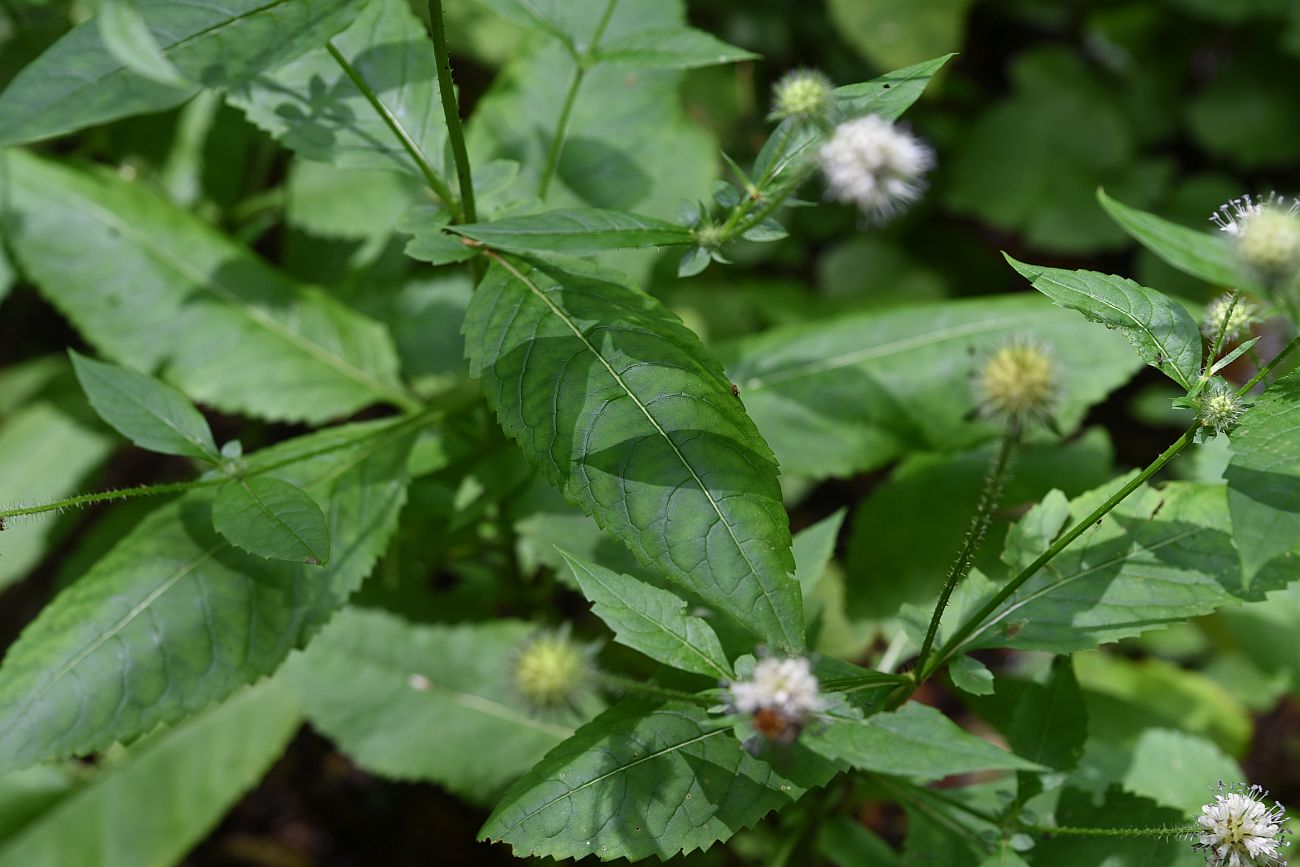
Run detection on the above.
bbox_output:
[427,0,477,225]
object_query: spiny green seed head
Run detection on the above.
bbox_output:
[513,629,592,710]
[977,340,1059,421]
[1201,295,1260,343]
[770,69,834,121]
[1198,379,1245,436]
[1239,208,1300,276]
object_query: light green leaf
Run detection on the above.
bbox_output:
[451,209,694,255]
[479,698,838,861]
[399,206,481,265]
[793,509,845,600]
[828,0,970,70]
[0,766,77,843]
[594,27,758,69]
[1,150,409,424]
[69,350,218,463]
[1097,189,1258,292]
[561,551,732,679]
[949,656,995,696]
[0,0,362,147]
[1226,368,1300,585]
[229,0,446,182]
[1005,255,1202,391]
[977,851,1031,867]
[0,681,300,867]
[1008,656,1086,772]
[0,418,414,775]
[286,608,576,802]
[464,255,805,651]
[804,703,1043,780]
[1121,729,1241,814]
[97,0,187,87]
[213,477,331,565]
[723,295,1140,480]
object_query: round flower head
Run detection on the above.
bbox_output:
[818,114,934,223]
[1198,378,1245,438]
[512,627,595,712]
[1202,295,1260,345]
[976,339,1059,423]
[1212,193,1300,277]
[1195,782,1290,867]
[727,656,826,743]
[770,68,834,121]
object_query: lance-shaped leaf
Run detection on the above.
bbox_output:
[561,551,733,679]
[0,680,300,866]
[479,698,838,861]
[594,27,758,70]
[213,477,331,565]
[1097,189,1259,292]
[97,0,187,88]
[0,0,363,147]
[464,255,804,651]
[450,209,694,256]
[229,0,446,182]
[285,609,578,803]
[69,351,218,463]
[1,150,409,424]
[803,703,1043,780]
[1005,255,1202,391]
[1226,368,1300,585]
[0,418,414,775]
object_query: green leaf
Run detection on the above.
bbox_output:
[1008,656,1086,772]
[1121,729,1241,814]
[464,255,805,651]
[0,765,77,843]
[450,209,694,255]
[804,703,1043,780]
[723,295,1140,480]
[828,0,970,70]
[1097,189,1258,292]
[96,0,187,87]
[1,150,409,424]
[212,477,331,565]
[594,27,758,69]
[0,418,414,775]
[949,656,995,696]
[286,608,577,802]
[229,0,446,182]
[0,0,362,147]
[1005,255,1202,391]
[1033,787,1196,867]
[0,680,300,867]
[793,509,845,600]
[1226,368,1300,585]
[818,816,903,866]
[479,698,837,861]
[561,551,733,679]
[69,351,218,463]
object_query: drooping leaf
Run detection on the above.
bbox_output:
[1097,189,1258,292]
[723,295,1140,479]
[594,27,758,69]
[0,418,414,774]
[1005,255,1202,391]
[479,698,838,861]
[0,150,409,424]
[803,703,1042,780]
[96,0,187,87]
[212,477,331,565]
[1008,655,1086,772]
[69,351,218,463]
[285,608,578,802]
[0,0,363,147]
[450,209,693,255]
[229,0,446,183]
[1226,368,1300,585]
[463,255,805,651]
[949,656,995,696]
[0,681,300,867]
[561,551,733,679]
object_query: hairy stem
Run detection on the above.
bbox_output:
[1021,825,1198,839]
[594,671,711,705]
[427,0,477,225]
[915,420,1019,678]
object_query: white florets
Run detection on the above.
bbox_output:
[1198,378,1245,437]
[818,114,934,223]
[1195,782,1290,867]
[1212,193,1300,276]
[728,656,826,723]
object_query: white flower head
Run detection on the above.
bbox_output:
[727,656,826,742]
[1195,782,1290,867]
[1202,295,1260,344]
[1211,193,1300,277]
[818,114,935,223]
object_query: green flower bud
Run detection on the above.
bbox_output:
[512,627,594,711]
[976,339,1059,422]
[769,69,833,121]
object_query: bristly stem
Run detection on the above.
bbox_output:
[920,424,1197,681]
[427,0,477,225]
[536,0,620,199]
[1239,333,1300,395]
[914,420,1019,680]
[1021,825,1198,839]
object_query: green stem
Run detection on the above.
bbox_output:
[427,0,477,225]
[915,421,1019,678]
[920,424,1197,681]
[1021,825,1197,839]
[1238,333,1300,395]
[872,775,1002,827]
[1194,290,1241,398]
[594,672,711,705]
[326,42,459,217]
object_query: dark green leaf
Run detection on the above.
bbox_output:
[793,509,845,600]
[831,53,958,121]
[678,246,711,276]
[1032,787,1194,866]
[1008,656,1086,772]
[450,209,694,255]
[212,477,331,565]
[1005,255,1202,391]
[464,255,805,651]
[594,27,758,69]
[69,351,218,463]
